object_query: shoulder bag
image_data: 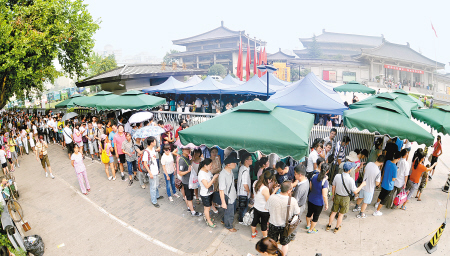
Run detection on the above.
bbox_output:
[212,172,234,205]
[283,195,301,237]
[238,169,248,208]
[341,174,355,201]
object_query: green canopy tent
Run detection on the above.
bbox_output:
[179,100,314,159]
[412,105,450,135]
[392,89,424,108]
[74,90,119,108]
[344,102,434,146]
[54,94,85,109]
[334,81,376,94]
[96,90,166,111]
[349,92,418,118]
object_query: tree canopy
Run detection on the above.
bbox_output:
[0,0,99,109]
[207,64,227,77]
[308,34,322,59]
[87,52,117,77]
[163,49,179,65]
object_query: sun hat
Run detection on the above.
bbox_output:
[346,151,359,162]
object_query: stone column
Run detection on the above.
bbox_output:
[381,61,385,85]
[196,56,199,69]
[213,54,216,65]
[410,71,414,87]
[431,70,434,91]
[370,59,374,82]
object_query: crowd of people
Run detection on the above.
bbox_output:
[0,110,444,256]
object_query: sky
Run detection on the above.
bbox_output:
[84,0,450,71]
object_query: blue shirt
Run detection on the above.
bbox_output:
[395,139,403,151]
[381,160,397,191]
[308,174,328,206]
[109,131,116,148]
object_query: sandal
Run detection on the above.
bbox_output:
[417,199,422,201]
[207,222,216,228]
[401,205,407,210]
[251,230,258,238]
[326,225,331,231]
[334,226,340,234]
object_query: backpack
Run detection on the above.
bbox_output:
[101,145,110,164]
[137,149,151,173]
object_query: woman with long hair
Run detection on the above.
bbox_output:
[251,170,278,238]
[191,148,203,204]
[255,237,284,256]
[429,135,442,180]
[307,164,329,234]
[98,134,115,180]
[256,157,270,179]
[198,158,219,228]
[400,152,437,210]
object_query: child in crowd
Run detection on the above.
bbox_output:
[416,164,429,201]
[5,145,14,172]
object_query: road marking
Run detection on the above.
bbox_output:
[58,178,184,255]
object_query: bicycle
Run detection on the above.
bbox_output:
[2,181,22,222]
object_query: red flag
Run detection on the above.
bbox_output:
[236,36,243,81]
[253,39,258,77]
[261,47,267,76]
[246,38,251,81]
[431,22,438,38]
[258,47,263,77]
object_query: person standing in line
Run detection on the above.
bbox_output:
[178,146,202,215]
[327,162,365,233]
[306,143,323,180]
[390,149,409,208]
[113,124,126,180]
[99,134,115,180]
[305,164,329,234]
[219,155,239,232]
[237,154,252,224]
[373,151,401,216]
[198,158,219,228]
[108,123,118,173]
[265,181,300,256]
[35,135,55,178]
[353,155,384,218]
[251,170,277,239]
[71,144,90,195]
[0,146,8,175]
[429,135,442,180]
[87,122,98,162]
[161,145,179,201]
[122,132,138,186]
[143,136,164,208]
[95,122,105,162]
[63,122,74,159]
[21,128,28,155]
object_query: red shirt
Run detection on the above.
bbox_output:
[175,127,182,139]
[113,132,126,155]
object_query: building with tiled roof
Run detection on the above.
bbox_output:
[170,21,265,75]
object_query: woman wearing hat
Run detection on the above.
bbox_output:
[345,151,359,180]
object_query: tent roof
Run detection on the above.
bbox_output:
[334,82,376,94]
[185,75,203,85]
[222,75,276,96]
[350,92,417,118]
[267,73,347,115]
[260,73,291,86]
[178,76,234,94]
[96,90,166,110]
[221,74,244,85]
[142,76,191,94]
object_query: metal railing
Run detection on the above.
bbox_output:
[150,111,217,129]
[309,125,375,154]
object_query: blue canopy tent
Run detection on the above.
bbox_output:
[222,75,276,96]
[267,72,347,115]
[177,76,236,94]
[142,76,192,94]
[221,74,244,85]
[185,75,203,85]
[260,73,291,86]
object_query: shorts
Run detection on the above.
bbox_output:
[183,183,194,201]
[251,208,270,231]
[40,154,50,168]
[7,158,12,164]
[331,194,350,214]
[377,187,392,205]
[88,140,98,155]
[11,151,17,161]
[66,142,74,154]
[109,156,114,163]
[118,154,126,164]
[1,163,7,168]
[201,194,213,207]
[358,189,374,205]
[267,223,295,246]
[306,201,323,222]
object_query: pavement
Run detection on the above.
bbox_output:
[10,95,450,256]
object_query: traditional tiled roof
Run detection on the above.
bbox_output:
[300,31,383,47]
[267,49,296,60]
[173,22,242,45]
[288,58,365,66]
[294,48,361,58]
[76,64,207,87]
[358,41,445,68]
[170,47,239,57]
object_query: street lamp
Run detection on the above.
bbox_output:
[257,62,278,99]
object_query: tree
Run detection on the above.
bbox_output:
[163,49,180,65]
[86,52,117,92]
[308,34,322,59]
[301,68,311,77]
[0,0,99,109]
[207,64,227,77]
[290,68,300,81]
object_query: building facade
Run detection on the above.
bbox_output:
[170,21,265,75]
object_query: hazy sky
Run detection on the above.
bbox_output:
[85,0,449,71]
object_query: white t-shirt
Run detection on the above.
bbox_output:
[142,148,158,175]
[394,158,410,188]
[362,162,381,193]
[0,150,6,164]
[161,153,175,174]
[307,150,319,173]
[253,183,269,213]
[32,125,38,134]
[198,170,213,197]
[237,165,251,197]
[63,127,73,144]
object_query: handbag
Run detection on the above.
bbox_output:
[393,189,408,206]
[341,173,355,201]
[188,166,199,189]
[242,207,254,226]
[175,178,183,190]
[283,195,301,237]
